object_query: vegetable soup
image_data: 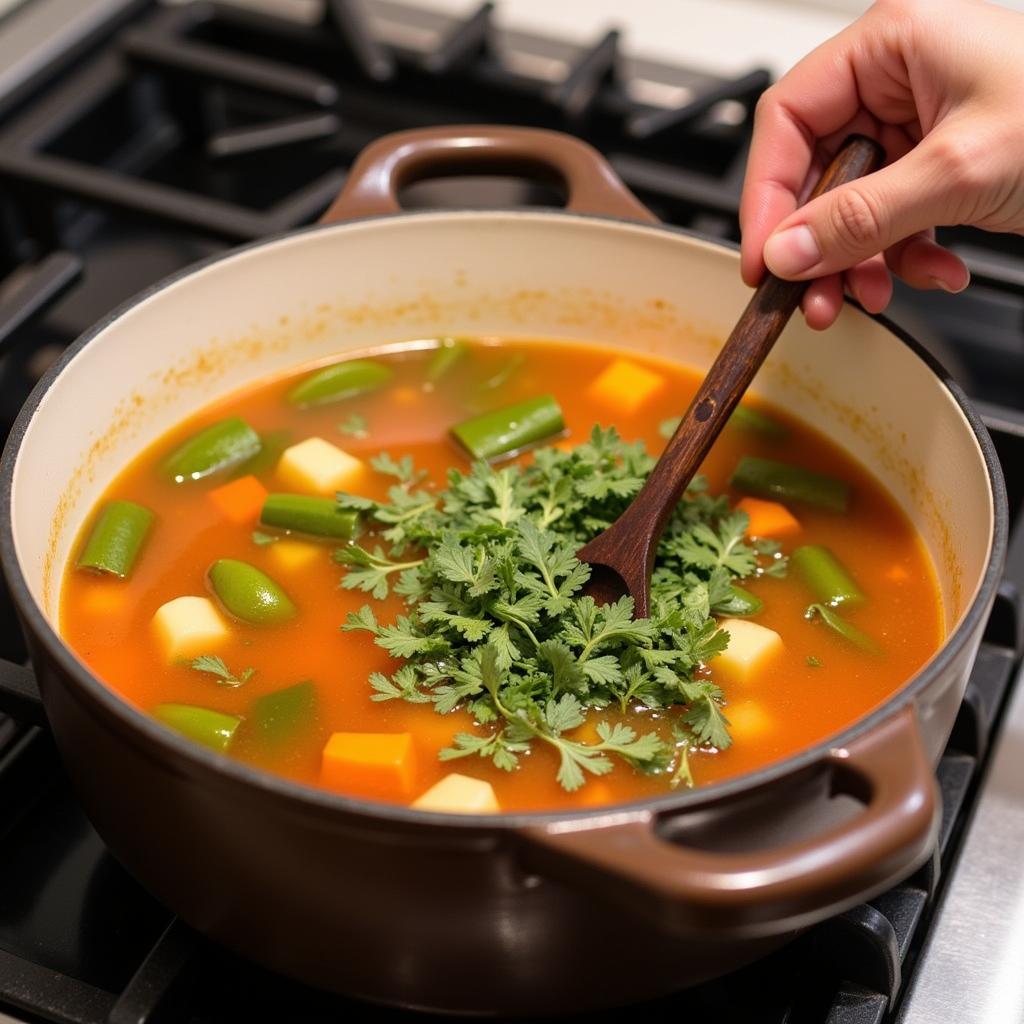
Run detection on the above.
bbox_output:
[60,339,942,813]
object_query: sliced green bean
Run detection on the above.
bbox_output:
[77,500,154,578]
[287,359,393,407]
[154,703,242,752]
[260,494,360,540]
[426,338,469,383]
[452,395,565,460]
[793,545,864,608]
[208,559,296,625]
[731,456,850,513]
[231,429,291,480]
[252,680,316,747]
[712,585,764,617]
[164,418,261,484]
[729,405,788,440]
[805,603,879,654]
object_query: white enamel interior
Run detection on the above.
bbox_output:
[9,212,992,650]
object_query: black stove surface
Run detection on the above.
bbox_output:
[0,3,1022,1022]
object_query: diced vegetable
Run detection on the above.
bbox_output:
[725,700,775,742]
[231,429,291,480]
[164,417,261,483]
[586,358,665,415]
[260,493,360,539]
[731,456,850,513]
[712,585,763,617]
[426,338,468,383]
[207,475,268,524]
[267,539,321,573]
[714,618,783,685]
[152,596,228,661]
[287,359,393,407]
[154,702,242,752]
[793,545,865,608]
[736,497,801,539]
[452,395,564,460]
[207,559,296,626]
[321,732,416,795]
[412,774,500,813]
[577,781,616,807]
[806,604,880,653]
[729,405,788,440]
[76,500,154,578]
[277,437,364,494]
[252,680,316,747]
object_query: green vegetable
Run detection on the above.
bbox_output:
[793,545,864,608]
[806,603,879,653]
[337,414,369,438]
[287,359,393,407]
[207,559,296,625]
[336,426,787,791]
[712,585,763,617]
[252,680,316,747]
[154,703,242,752]
[231,429,291,480]
[452,395,565,461]
[76,500,154,578]
[730,456,850,512]
[260,494,360,540]
[729,405,788,440]
[187,654,254,687]
[252,531,279,546]
[164,417,261,483]
[426,338,469,383]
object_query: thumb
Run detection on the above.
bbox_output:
[762,137,961,279]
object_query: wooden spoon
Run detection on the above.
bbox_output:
[577,134,884,617]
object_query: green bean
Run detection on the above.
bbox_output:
[207,559,296,625]
[806,604,879,654]
[729,405,788,440]
[252,680,316,747]
[154,703,242,752]
[287,359,393,407]
[426,338,469,383]
[231,429,291,480]
[712,585,764,617]
[793,545,864,608]
[452,395,565,460]
[260,494,360,540]
[164,417,261,483]
[730,456,850,512]
[77,500,154,578]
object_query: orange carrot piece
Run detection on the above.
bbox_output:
[736,497,801,539]
[206,475,268,524]
[321,732,416,797]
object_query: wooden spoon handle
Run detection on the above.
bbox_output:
[637,135,882,536]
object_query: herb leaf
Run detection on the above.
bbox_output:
[187,655,255,688]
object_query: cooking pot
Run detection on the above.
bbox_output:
[0,126,1006,1014]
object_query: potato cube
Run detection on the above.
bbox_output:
[277,437,363,495]
[267,539,322,573]
[321,732,416,797]
[412,773,500,814]
[152,596,229,661]
[714,618,783,685]
[586,358,665,416]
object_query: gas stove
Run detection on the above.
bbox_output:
[0,2,1021,1022]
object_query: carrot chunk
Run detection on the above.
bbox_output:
[736,497,801,539]
[321,732,416,797]
[207,475,268,524]
[586,358,665,415]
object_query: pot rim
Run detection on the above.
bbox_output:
[0,208,1008,829]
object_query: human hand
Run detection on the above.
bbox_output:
[740,0,1024,329]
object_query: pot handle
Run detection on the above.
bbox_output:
[320,125,657,224]
[518,706,937,937]
[0,657,46,727]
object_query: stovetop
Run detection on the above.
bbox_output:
[0,2,1022,1022]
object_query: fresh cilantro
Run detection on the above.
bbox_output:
[187,655,255,687]
[338,413,369,438]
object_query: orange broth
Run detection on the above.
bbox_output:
[60,339,942,812]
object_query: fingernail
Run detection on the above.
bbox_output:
[929,271,971,294]
[763,225,821,277]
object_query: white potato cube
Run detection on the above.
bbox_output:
[267,539,322,573]
[152,596,228,661]
[412,773,500,814]
[277,437,363,495]
[714,618,783,685]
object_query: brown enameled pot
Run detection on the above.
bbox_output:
[0,126,1007,1014]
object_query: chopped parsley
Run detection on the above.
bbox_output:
[188,655,255,687]
[338,413,369,439]
[336,426,785,791]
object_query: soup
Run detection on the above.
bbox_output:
[60,339,941,813]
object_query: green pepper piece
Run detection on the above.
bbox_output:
[164,418,261,484]
[77,500,154,578]
[793,545,865,608]
[208,559,296,625]
[252,680,316,747]
[730,456,851,513]
[287,360,393,407]
[154,703,242,752]
[452,395,565,461]
[260,494,360,540]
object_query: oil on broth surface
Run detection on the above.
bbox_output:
[60,339,942,812]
